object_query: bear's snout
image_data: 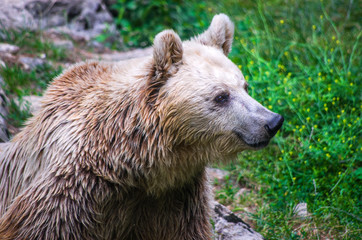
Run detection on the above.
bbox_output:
[264,114,284,138]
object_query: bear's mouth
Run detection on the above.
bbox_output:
[233,130,270,149]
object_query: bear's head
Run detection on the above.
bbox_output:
[146,14,283,159]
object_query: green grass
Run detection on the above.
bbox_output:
[0,28,67,61]
[204,0,361,238]
[0,63,63,128]
[0,26,65,129]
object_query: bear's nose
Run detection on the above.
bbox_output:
[264,114,284,138]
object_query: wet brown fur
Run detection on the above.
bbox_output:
[0,15,240,239]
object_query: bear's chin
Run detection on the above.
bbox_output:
[245,140,270,150]
[232,130,270,150]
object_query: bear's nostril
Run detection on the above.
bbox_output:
[264,114,284,137]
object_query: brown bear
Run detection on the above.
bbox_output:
[0,14,283,239]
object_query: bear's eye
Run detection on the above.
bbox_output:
[214,92,230,105]
[244,83,249,93]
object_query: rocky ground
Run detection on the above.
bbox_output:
[0,1,267,239]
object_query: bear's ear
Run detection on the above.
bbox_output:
[193,14,234,56]
[146,30,183,105]
[153,29,183,74]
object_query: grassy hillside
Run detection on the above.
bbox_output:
[206,0,361,238]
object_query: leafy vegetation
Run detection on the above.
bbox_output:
[0,28,67,61]
[207,0,360,238]
[0,28,64,128]
[0,63,62,128]
[108,0,209,47]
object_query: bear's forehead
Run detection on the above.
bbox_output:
[182,42,245,88]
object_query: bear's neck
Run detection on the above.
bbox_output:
[89,94,212,193]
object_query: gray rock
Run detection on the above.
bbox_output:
[0,43,20,54]
[0,75,9,142]
[235,188,251,200]
[18,56,46,70]
[0,142,9,152]
[53,39,74,50]
[80,47,153,62]
[293,202,309,218]
[0,1,36,30]
[207,167,229,182]
[15,95,42,115]
[213,201,264,240]
[0,0,119,46]
[0,59,5,68]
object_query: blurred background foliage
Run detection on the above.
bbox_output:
[106,0,361,238]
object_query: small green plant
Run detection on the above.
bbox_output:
[6,99,32,128]
[215,175,239,205]
[0,64,62,128]
[1,64,62,97]
[0,28,67,61]
[109,0,209,48]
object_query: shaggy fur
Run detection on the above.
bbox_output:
[0,14,282,239]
